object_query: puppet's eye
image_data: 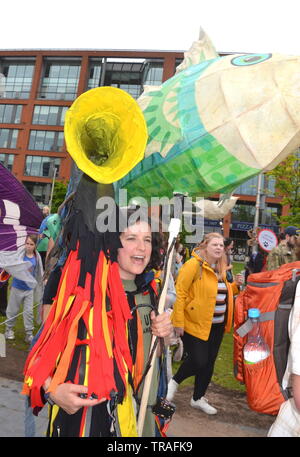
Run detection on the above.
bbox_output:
[231,53,272,66]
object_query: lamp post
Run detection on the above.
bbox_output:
[252,173,263,254]
[48,167,57,213]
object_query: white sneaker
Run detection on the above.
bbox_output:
[5,329,15,340]
[190,397,217,415]
[25,333,33,344]
[166,378,179,402]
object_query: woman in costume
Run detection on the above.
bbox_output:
[23,209,172,437]
[166,232,242,414]
[22,85,176,437]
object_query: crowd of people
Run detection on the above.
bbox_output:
[0,212,300,437]
[166,228,300,437]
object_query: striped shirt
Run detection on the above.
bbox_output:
[212,280,228,324]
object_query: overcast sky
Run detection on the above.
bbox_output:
[1,0,300,55]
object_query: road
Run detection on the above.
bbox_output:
[0,377,273,438]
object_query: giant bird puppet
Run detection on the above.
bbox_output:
[23,30,300,437]
[117,29,300,202]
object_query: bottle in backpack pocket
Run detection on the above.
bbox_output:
[243,308,270,364]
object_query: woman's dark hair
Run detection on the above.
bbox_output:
[224,237,233,248]
[118,207,163,271]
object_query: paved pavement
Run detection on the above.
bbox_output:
[0,376,271,438]
[0,376,48,437]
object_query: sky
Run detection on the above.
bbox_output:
[1,0,300,55]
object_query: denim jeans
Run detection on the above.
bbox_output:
[24,326,43,437]
[24,396,35,437]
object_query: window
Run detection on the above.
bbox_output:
[0,59,35,99]
[0,153,14,170]
[260,205,280,226]
[24,155,61,177]
[264,175,276,197]
[23,181,51,204]
[143,60,164,86]
[0,128,18,148]
[0,104,23,123]
[28,130,64,152]
[32,105,68,125]
[231,202,256,222]
[87,59,102,91]
[104,59,145,99]
[233,174,275,197]
[87,58,163,99]
[38,59,81,100]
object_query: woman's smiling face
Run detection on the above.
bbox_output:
[117,221,152,280]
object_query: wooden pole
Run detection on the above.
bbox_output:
[137,218,180,437]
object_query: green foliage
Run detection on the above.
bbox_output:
[50,181,68,213]
[267,151,300,227]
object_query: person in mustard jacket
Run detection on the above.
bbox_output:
[166,232,242,415]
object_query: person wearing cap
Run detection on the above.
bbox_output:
[267,226,300,270]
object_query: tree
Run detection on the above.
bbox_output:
[50,181,68,213]
[267,151,300,227]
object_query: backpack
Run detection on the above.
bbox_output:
[233,261,300,415]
